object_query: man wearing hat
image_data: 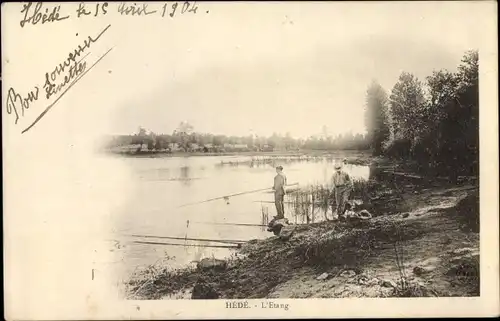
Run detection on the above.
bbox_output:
[272,166,287,219]
[332,162,353,220]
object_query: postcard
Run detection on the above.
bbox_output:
[2,1,499,319]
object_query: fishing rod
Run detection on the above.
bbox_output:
[125,234,248,244]
[253,200,325,204]
[177,183,299,208]
[189,221,267,227]
[263,189,301,194]
[133,240,240,249]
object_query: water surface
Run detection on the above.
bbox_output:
[109,155,370,281]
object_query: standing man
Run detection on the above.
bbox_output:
[273,166,287,219]
[332,162,354,221]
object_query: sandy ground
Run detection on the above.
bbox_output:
[267,187,479,298]
[126,167,479,299]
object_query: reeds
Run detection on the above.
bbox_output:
[283,179,372,223]
[261,205,269,231]
[289,189,314,223]
[218,155,338,167]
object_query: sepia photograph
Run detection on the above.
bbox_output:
[2,1,498,319]
[99,3,483,301]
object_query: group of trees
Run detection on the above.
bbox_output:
[302,133,370,150]
[106,125,370,152]
[106,49,479,174]
[364,50,479,176]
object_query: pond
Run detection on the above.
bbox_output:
[108,154,372,284]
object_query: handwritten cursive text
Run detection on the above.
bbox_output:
[20,2,70,28]
[76,2,109,18]
[4,24,113,133]
[19,2,205,27]
[6,87,40,124]
[43,24,111,100]
[118,2,157,16]
[43,56,87,99]
[162,1,199,18]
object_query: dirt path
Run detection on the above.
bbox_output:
[126,181,479,299]
[268,186,479,298]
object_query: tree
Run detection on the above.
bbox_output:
[284,132,295,150]
[378,50,479,177]
[267,133,279,150]
[147,139,155,151]
[456,50,479,173]
[388,72,426,155]
[198,133,213,145]
[135,126,147,152]
[238,135,251,148]
[212,135,224,147]
[174,121,194,151]
[425,69,460,164]
[364,80,390,155]
[421,51,478,174]
[155,137,164,150]
[105,124,370,153]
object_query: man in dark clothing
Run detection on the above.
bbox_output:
[273,166,287,219]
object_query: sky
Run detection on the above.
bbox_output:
[110,2,489,139]
[3,2,492,139]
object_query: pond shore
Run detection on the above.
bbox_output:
[125,159,479,299]
[104,149,372,159]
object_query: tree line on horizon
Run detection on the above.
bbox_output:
[105,124,370,152]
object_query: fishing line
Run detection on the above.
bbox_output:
[133,240,240,249]
[189,221,267,227]
[177,183,299,208]
[125,233,247,244]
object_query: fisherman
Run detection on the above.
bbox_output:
[332,162,354,221]
[272,166,287,219]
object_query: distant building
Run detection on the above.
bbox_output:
[223,143,249,151]
[261,144,274,152]
[169,143,181,151]
[107,144,143,153]
[234,144,248,149]
[201,143,214,153]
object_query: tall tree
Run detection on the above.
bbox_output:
[425,69,460,164]
[135,126,147,152]
[456,50,479,169]
[174,121,194,151]
[389,72,426,152]
[364,80,390,155]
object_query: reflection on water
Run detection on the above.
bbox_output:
[180,166,191,186]
[111,155,370,281]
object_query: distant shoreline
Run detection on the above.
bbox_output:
[102,149,372,159]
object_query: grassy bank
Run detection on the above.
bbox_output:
[126,168,479,299]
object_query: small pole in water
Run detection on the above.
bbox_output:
[184,220,190,248]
